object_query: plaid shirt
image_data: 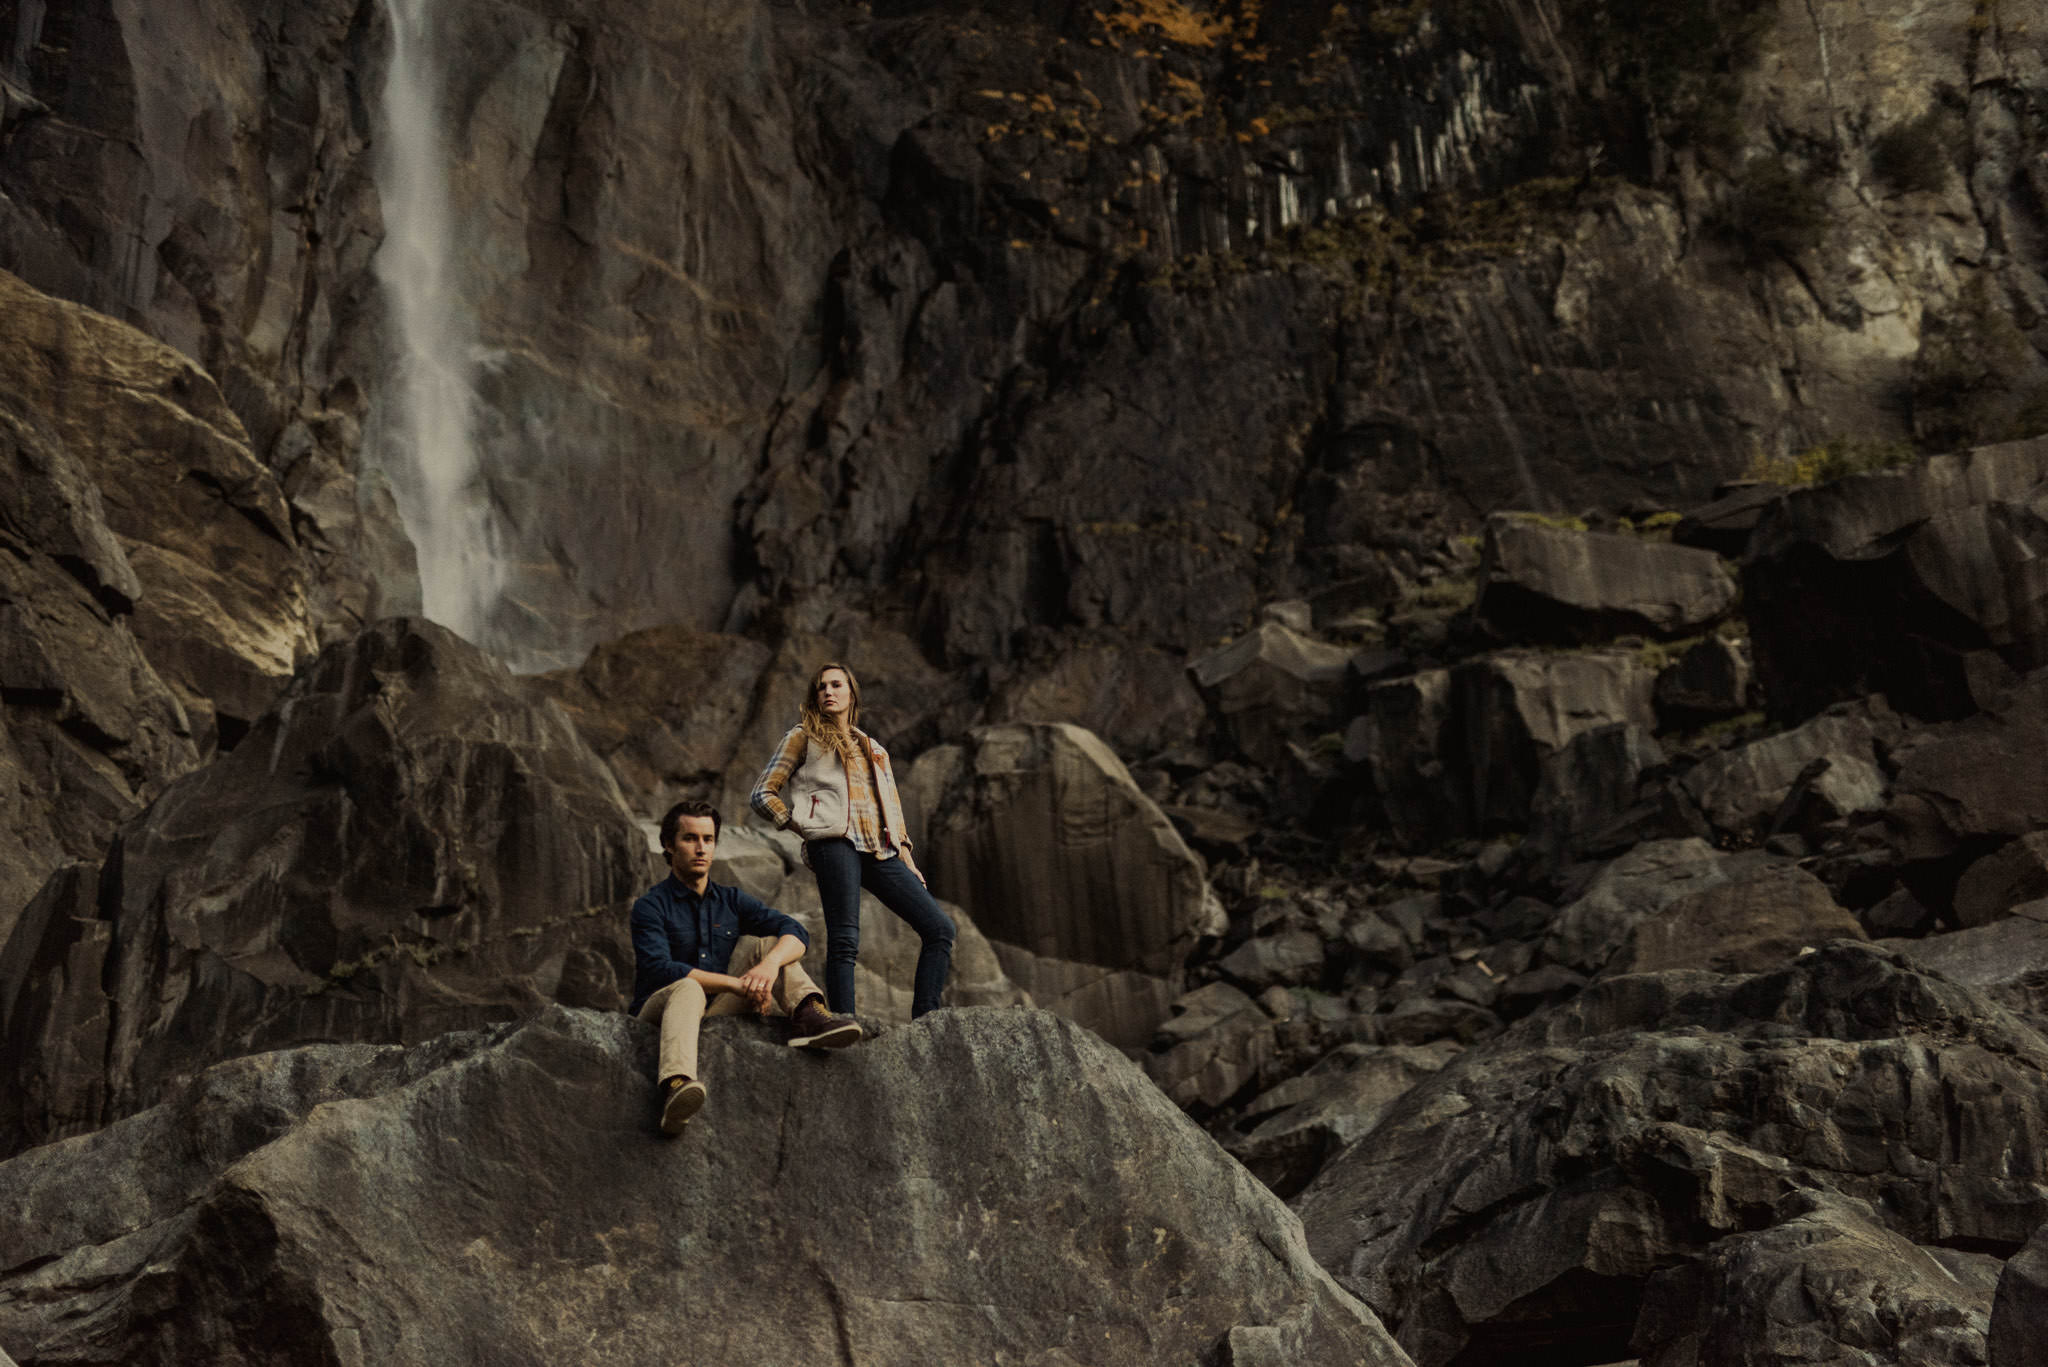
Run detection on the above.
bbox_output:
[752,726,899,855]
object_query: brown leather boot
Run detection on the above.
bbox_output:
[659,1076,707,1135]
[786,995,862,1050]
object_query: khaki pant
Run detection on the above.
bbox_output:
[635,936,823,1084]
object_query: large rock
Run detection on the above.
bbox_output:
[1883,669,2048,862]
[1346,669,1457,846]
[1680,697,1903,838]
[987,638,1208,759]
[1542,839,1786,976]
[0,618,655,1156]
[1954,832,2048,929]
[1602,863,1867,977]
[0,269,317,749]
[1296,944,2048,1367]
[907,723,1224,1049]
[0,1006,1412,1366]
[1635,1192,2003,1367]
[1992,1219,2048,1367]
[1743,438,2048,723]
[1474,516,1738,644]
[1883,917,2048,1020]
[1226,1042,1462,1200]
[1188,622,1354,769]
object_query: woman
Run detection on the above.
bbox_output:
[751,662,955,1018]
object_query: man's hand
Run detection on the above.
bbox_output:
[901,849,928,887]
[735,959,778,1009]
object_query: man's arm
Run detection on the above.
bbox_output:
[733,933,807,1008]
[750,727,807,828]
[629,895,688,1000]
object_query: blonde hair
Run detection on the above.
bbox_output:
[799,662,865,767]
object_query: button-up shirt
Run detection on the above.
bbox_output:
[628,875,809,1015]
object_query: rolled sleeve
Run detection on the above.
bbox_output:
[750,727,807,828]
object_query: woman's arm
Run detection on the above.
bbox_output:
[750,727,808,828]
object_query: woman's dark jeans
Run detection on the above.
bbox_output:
[806,838,955,1017]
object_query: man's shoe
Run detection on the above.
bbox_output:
[659,1076,707,1135]
[787,996,862,1050]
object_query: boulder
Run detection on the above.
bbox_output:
[1882,917,2048,1021]
[1992,1219,2048,1367]
[1681,698,1902,838]
[1189,622,1354,770]
[1218,930,1328,991]
[0,268,317,749]
[1953,831,2048,928]
[0,618,655,1156]
[1542,839,1802,987]
[534,623,776,818]
[0,1007,1412,1366]
[1347,669,1457,846]
[1635,1192,2003,1367]
[1147,981,1278,1110]
[1602,863,1867,978]
[1475,516,1738,644]
[1296,944,2048,1367]
[1525,723,1669,866]
[1883,670,2048,861]
[1226,1041,1462,1200]
[907,723,1224,1049]
[1742,437,2048,723]
[1652,633,1754,726]
[1452,649,1658,835]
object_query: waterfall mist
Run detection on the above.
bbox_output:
[372,0,505,648]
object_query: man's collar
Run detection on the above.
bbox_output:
[663,873,721,898]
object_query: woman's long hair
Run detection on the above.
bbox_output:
[799,661,865,767]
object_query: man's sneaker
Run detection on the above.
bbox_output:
[659,1076,707,1135]
[787,997,862,1050]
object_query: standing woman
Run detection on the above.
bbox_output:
[751,662,955,1018]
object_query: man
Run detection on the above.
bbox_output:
[630,799,862,1135]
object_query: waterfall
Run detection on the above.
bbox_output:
[373,0,504,646]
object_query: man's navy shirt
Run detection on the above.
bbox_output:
[628,875,810,1014]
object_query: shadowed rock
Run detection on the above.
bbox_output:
[906,723,1224,1048]
[1189,622,1354,770]
[1743,438,2048,723]
[0,618,654,1156]
[1475,516,1738,644]
[1992,1219,2048,1367]
[1297,943,2048,1367]
[0,1006,1413,1367]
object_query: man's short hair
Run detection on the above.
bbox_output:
[659,799,721,849]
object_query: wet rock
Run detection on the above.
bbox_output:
[1992,1219,2048,1367]
[1635,1192,2002,1367]
[0,618,655,1156]
[1653,634,1754,726]
[1743,437,2048,723]
[0,1006,1410,1366]
[1602,863,1867,978]
[1297,944,2048,1367]
[1953,831,2048,928]
[1681,698,1903,838]
[1226,1041,1462,1200]
[1475,516,1738,644]
[908,723,1224,1049]
[1189,622,1354,770]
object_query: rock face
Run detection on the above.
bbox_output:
[907,723,1224,1048]
[1474,517,1738,644]
[1295,944,2048,1367]
[1744,439,2048,724]
[0,1006,1413,1367]
[0,618,655,1156]
[0,268,319,750]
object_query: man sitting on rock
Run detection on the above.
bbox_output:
[630,799,862,1134]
